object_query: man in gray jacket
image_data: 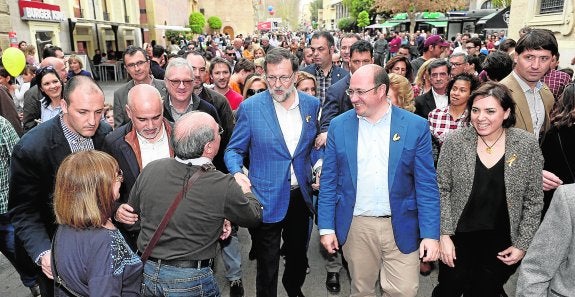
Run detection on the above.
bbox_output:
[516,184,575,297]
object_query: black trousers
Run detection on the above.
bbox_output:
[433,230,518,297]
[254,188,311,297]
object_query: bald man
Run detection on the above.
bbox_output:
[103,84,174,249]
[22,56,69,132]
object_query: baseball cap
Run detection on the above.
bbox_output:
[424,35,449,47]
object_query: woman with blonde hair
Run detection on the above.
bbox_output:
[52,150,142,296]
[23,45,39,66]
[414,58,436,97]
[387,73,415,112]
[253,47,266,59]
[295,71,317,97]
[67,54,92,80]
[243,75,268,99]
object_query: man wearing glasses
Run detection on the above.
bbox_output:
[318,64,439,297]
[448,52,472,77]
[113,46,168,128]
[225,47,320,297]
[414,59,451,119]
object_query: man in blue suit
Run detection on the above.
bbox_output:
[318,64,440,297]
[225,48,320,297]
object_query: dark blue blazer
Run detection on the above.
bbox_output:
[317,106,440,253]
[225,91,320,223]
[414,89,436,119]
[301,64,348,88]
[8,116,112,261]
[320,74,352,133]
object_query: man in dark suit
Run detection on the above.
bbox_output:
[414,59,451,119]
[103,84,173,249]
[225,48,320,297]
[150,45,166,80]
[301,31,348,105]
[319,64,440,296]
[113,46,168,128]
[9,76,112,297]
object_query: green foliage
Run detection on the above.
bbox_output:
[310,0,323,22]
[357,10,370,28]
[165,30,188,41]
[492,0,512,8]
[207,16,223,30]
[188,12,206,34]
[343,0,375,18]
[337,17,356,31]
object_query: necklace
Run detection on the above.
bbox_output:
[479,129,505,154]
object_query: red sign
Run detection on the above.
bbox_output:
[258,22,271,31]
[18,0,65,22]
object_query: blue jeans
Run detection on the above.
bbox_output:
[142,260,220,297]
[0,212,37,288]
[220,228,241,281]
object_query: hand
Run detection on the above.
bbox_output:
[419,238,439,262]
[115,203,138,225]
[314,132,327,149]
[233,172,251,193]
[312,170,321,191]
[439,235,456,267]
[497,246,526,265]
[542,170,563,191]
[220,219,232,240]
[320,234,339,254]
[41,251,53,279]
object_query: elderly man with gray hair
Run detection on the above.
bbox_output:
[125,111,262,296]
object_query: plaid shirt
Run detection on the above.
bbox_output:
[60,115,94,153]
[543,69,571,99]
[428,106,468,146]
[0,117,20,214]
[315,66,333,105]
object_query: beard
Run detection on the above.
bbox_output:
[270,85,295,103]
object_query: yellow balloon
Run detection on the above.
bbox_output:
[2,47,26,77]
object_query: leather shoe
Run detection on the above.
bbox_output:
[230,279,244,297]
[325,272,340,293]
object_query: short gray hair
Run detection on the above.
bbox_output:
[171,112,215,159]
[165,57,192,78]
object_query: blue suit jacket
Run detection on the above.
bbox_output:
[301,64,348,87]
[318,106,440,254]
[225,91,320,223]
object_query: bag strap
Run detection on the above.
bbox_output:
[140,165,208,263]
[557,131,575,182]
[51,228,85,297]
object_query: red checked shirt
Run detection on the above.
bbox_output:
[428,106,469,146]
[543,69,571,100]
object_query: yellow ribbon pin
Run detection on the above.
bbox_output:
[507,153,517,167]
[305,115,311,123]
[393,133,400,141]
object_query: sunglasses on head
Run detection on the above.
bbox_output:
[246,88,266,96]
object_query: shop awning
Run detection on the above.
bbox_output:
[476,7,510,29]
[425,21,448,27]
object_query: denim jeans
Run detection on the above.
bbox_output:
[0,212,38,288]
[142,259,220,297]
[220,225,241,281]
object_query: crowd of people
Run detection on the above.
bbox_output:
[0,25,574,297]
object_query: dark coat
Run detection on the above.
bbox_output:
[8,116,111,261]
[414,89,436,119]
[319,74,352,133]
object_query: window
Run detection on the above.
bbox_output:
[540,0,564,14]
[481,1,494,9]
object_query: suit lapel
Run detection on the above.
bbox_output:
[388,107,406,189]
[508,76,534,132]
[344,113,359,190]
[294,94,315,156]
[259,93,290,154]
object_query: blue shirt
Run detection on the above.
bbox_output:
[354,107,392,216]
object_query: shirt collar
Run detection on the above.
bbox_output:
[136,123,166,144]
[175,156,212,165]
[512,70,543,92]
[357,99,393,124]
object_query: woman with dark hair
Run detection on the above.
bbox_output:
[23,66,64,130]
[433,82,544,297]
[540,83,575,216]
[385,55,414,83]
[52,151,142,296]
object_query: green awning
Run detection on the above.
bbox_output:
[425,21,448,27]
[380,21,399,27]
[421,12,445,19]
[392,13,408,20]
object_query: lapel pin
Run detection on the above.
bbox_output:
[306,115,311,123]
[507,153,517,167]
[393,133,400,141]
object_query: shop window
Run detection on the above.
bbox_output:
[540,0,564,14]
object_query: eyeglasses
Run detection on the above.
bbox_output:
[125,60,148,69]
[450,62,466,67]
[166,79,194,88]
[465,46,476,50]
[246,88,266,96]
[266,72,295,85]
[345,84,381,97]
[116,169,124,183]
[218,125,224,135]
